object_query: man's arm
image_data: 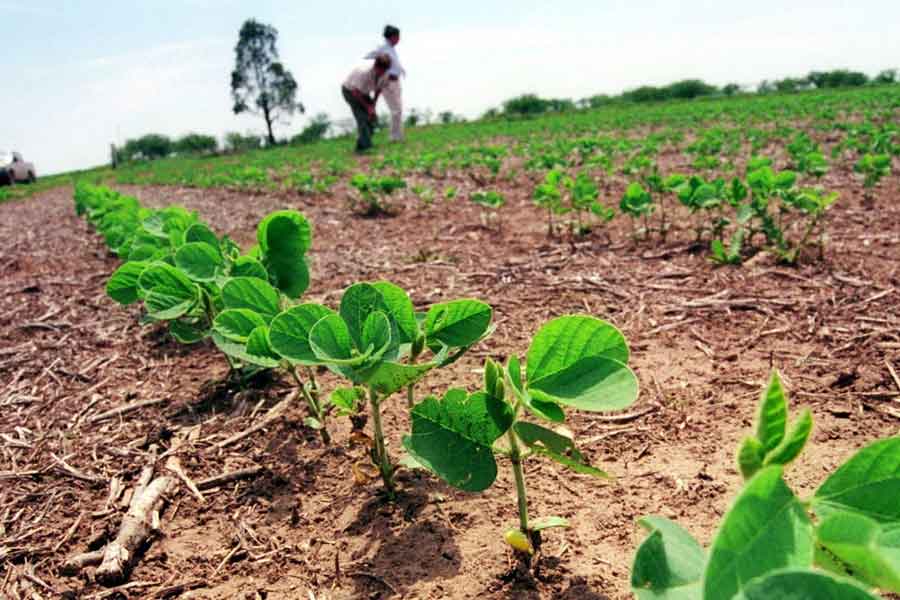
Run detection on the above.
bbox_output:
[350,88,377,119]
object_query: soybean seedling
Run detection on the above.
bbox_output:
[470,190,505,231]
[632,371,900,600]
[855,153,892,202]
[404,315,639,567]
[349,173,407,217]
[266,282,493,495]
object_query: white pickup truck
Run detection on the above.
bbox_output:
[0,151,37,185]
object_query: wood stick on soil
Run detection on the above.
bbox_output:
[61,549,105,575]
[88,397,167,424]
[592,404,657,423]
[62,445,176,585]
[215,396,291,449]
[151,579,207,599]
[50,453,106,484]
[886,359,900,395]
[95,469,176,584]
[165,454,205,504]
[52,511,85,553]
[196,466,265,491]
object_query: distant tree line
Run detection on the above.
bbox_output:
[112,115,338,165]
[489,67,898,119]
[111,63,896,165]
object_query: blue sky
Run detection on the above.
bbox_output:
[3,0,898,174]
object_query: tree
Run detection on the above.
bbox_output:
[224,131,262,153]
[120,133,173,161]
[875,68,898,84]
[290,113,331,145]
[175,133,218,155]
[665,79,718,100]
[230,19,304,146]
[806,69,869,89]
[722,83,742,96]
[774,77,806,93]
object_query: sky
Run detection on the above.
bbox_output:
[2,0,899,175]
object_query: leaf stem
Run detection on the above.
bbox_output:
[507,427,529,533]
[290,367,330,445]
[369,386,395,494]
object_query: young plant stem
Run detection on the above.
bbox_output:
[405,344,423,409]
[368,387,395,494]
[507,428,530,534]
[506,397,530,534]
[406,383,416,410]
[290,367,330,445]
[792,214,822,264]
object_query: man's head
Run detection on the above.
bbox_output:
[383,25,400,46]
[373,54,392,75]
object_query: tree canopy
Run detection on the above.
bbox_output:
[230,19,304,146]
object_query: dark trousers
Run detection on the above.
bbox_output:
[342,86,373,152]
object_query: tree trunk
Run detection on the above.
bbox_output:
[263,103,276,146]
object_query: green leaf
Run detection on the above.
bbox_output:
[107,261,148,305]
[267,254,310,300]
[703,466,814,600]
[814,437,900,523]
[211,331,275,368]
[141,212,168,239]
[245,326,280,368]
[529,356,638,412]
[231,256,268,280]
[370,281,417,346]
[138,263,199,320]
[816,511,900,591]
[507,356,524,396]
[213,309,267,343]
[257,210,311,255]
[144,291,197,320]
[764,409,812,467]
[221,277,281,322]
[484,358,502,400]
[737,437,764,480]
[359,360,436,396]
[424,299,493,348]
[631,516,705,600]
[168,319,206,344]
[127,240,166,262]
[361,311,392,363]
[526,315,629,383]
[308,313,364,365]
[734,569,879,600]
[339,283,383,352]
[329,387,364,415]
[268,304,336,365]
[523,394,567,423]
[183,222,219,250]
[402,390,511,492]
[175,242,224,282]
[514,422,608,478]
[258,211,311,298]
[756,371,788,453]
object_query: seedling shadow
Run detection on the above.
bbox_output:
[496,564,610,600]
[166,369,279,427]
[336,479,463,598]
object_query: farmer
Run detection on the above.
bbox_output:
[365,25,405,142]
[342,54,391,153]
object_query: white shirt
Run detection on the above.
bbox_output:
[365,42,405,78]
[343,67,386,95]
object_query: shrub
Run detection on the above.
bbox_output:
[174,133,218,155]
